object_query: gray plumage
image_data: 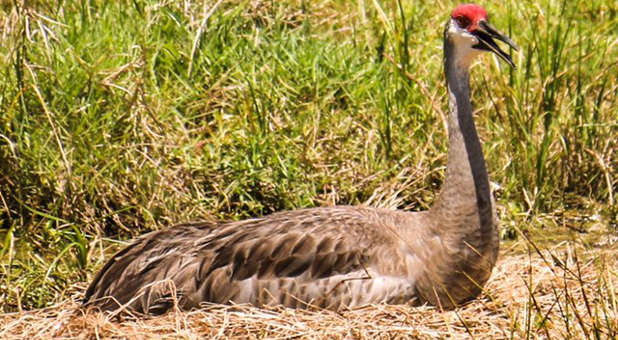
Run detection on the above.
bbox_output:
[83,4,518,314]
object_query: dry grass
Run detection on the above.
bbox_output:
[1,239,615,339]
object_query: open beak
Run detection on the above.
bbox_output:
[473,20,519,68]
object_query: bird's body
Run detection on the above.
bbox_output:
[84,4,518,314]
[86,206,430,313]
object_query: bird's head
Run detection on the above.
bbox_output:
[445,4,518,68]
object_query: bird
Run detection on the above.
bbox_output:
[83,4,518,314]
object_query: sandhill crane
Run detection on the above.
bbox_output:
[84,4,518,314]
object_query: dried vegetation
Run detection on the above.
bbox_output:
[1,238,616,339]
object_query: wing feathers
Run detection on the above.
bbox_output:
[274,254,312,277]
[84,207,412,313]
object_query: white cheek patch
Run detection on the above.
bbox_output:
[447,20,482,68]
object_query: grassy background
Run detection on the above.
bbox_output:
[0,0,615,312]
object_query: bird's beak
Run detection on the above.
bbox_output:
[472,20,519,68]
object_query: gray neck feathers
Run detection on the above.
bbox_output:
[432,37,494,248]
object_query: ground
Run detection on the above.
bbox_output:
[2,235,616,339]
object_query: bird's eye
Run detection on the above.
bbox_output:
[455,16,471,28]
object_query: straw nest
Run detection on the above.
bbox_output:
[1,239,616,339]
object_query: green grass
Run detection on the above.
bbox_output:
[0,0,615,316]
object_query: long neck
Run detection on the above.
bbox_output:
[431,39,493,247]
[409,30,499,309]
